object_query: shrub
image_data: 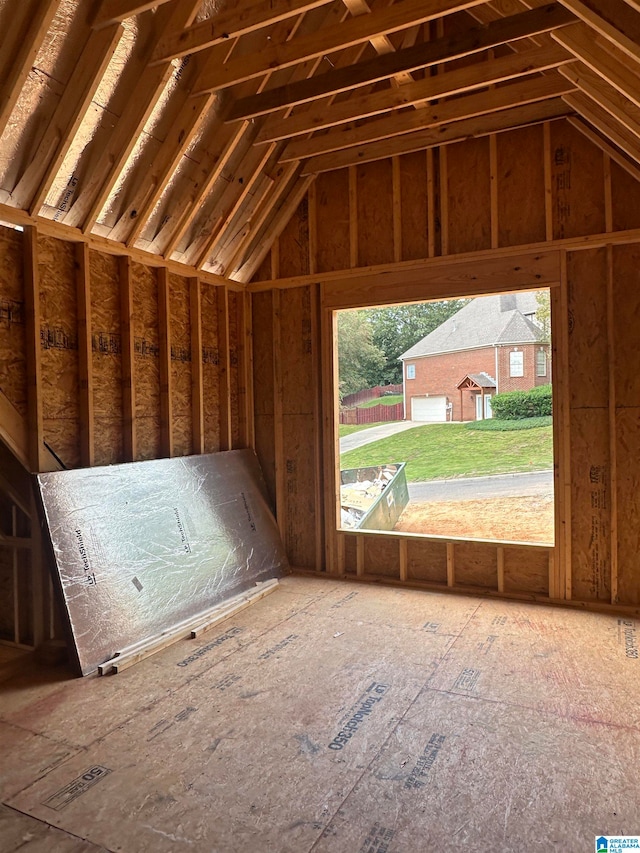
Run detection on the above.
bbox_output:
[490,384,552,420]
[465,415,552,432]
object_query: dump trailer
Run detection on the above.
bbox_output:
[340,463,409,532]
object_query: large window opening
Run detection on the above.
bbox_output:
[336,289,554,544]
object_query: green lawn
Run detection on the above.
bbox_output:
[355,394,403,408]
[340,422,553,482]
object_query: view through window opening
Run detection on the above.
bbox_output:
[336,288,554,545]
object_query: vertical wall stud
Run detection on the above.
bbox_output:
[446,541,455,587]
[349,164,358,268]
[497,546,505,593]
[217,284,232,450]
[439,146,449,256]
[392,155,402,262]
[308,179,318,276]
[399,538,408,583]
[607,244,619,604]
[272,289,286,541]
[158,267,173,457]
[119,256,136,462]
[23,226,46,472]
[242,290,255,449]
[75,242,94,467]
[490,134,499,249]
[427,149,436,258]
[543,121,554,242]
[189,277,205,454]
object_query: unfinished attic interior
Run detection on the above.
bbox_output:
[3,0,640,849]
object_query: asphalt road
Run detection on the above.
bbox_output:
[408,470,553,503]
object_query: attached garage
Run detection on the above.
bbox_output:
[410,395,447,422]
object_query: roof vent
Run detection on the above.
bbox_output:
[500,294,517,312]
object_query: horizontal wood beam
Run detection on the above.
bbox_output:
[300,98,571,174]
[226,3,577,120]
[194,0,493,93]
[256,42,573,143]
[151,0,335,63]
[281,73,575,161]
[0,203,243,290]
[93,0,174,27]
[248,222,640,291]
[321,250,562,310]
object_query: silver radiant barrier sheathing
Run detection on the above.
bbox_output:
[37,450,288,675]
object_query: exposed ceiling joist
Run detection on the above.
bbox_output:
[300,98,572,173]
[281,72,576,161]
[0,0,638,282]
[93,0,175,28]
[227,3,577,121]
[194,0,492,94]
[151,0,336,64]
[257,42,573,143]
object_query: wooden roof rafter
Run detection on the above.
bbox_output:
[0,0,638,281]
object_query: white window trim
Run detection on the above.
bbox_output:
[510,350,524,378]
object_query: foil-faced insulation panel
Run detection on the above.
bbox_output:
[37,450,288,675]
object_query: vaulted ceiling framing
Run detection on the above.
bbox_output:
[2,0,640,283]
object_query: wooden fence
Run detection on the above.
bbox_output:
[339,402,404,424]
[341,384,403,407]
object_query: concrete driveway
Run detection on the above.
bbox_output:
[339,420,419,453]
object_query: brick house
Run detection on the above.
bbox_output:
[399,292,550,423]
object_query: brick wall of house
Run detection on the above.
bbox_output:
[496,343,551,393]
[405,342,551,421]
[404,347,496,422]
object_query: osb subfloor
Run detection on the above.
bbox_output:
[395,495,555,543]
[1,576,639,852]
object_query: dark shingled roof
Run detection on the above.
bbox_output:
[460,372,497,389]
[400,292,546,360]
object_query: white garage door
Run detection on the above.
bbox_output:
[411,396,447,422]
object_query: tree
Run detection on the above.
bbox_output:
[363,300,468,385]
[337,310,386,399]
[535,289,551,341]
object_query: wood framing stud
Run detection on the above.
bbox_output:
[119,256,136,462]
[75,242,95,467]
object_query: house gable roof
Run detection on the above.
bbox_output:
[400,292,546,360]
[457,372,497,389]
